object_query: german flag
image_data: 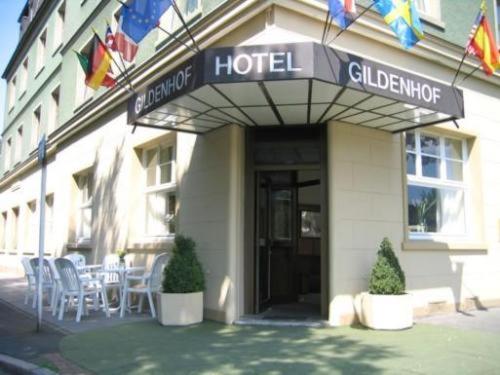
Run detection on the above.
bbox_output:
[77,34,116,90]
[466,5,499,76]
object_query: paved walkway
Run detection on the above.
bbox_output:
[417,307,500,334]
[0,274,153,334]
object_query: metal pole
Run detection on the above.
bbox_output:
[36,140,47,332]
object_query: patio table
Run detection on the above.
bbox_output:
[98,266,146,312]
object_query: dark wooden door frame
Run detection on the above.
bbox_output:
[243,125,329,318]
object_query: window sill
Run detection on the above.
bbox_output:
[420,13,445,30]
[66,240,92,251]
[35,66,45,79]
[128,236,175,251]
[402,240,487,252]
[74,96,94,113]
[19,91,26,100]
[52,43,63,57]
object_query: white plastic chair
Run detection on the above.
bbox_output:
[47,258,63,316]
[98,254,123,305]
[63,253,86,268]
[120,253,169,319]
[21,257,36,305]
[55,258,110,323]
[29,258,55,310]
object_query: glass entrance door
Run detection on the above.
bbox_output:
[256,171,297,312]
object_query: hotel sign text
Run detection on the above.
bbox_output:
[128,42,464,124]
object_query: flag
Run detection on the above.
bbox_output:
[115,0,172,62]
[114,16,139,62]
[120,0,172,43]
[76,35,116,90]
[374,0,424,49]
[105,23,117,51]
[328,0,357,29]
[466,6,499,75]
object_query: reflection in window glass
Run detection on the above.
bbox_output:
[445,138,463,160]
[272,190,291,241]
[422,156,439,178]
[406,153,416,175]
[408,185,465,235]
[420,134,439,155]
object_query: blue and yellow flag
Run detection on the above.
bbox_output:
[374,0,424,49]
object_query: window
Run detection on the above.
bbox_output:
[406,131,468,238]
[76,172,93,241]
[415,0,441,21]
[53,1,65,51]
[36,29,47,73]
[32,106,42,149]
[11,207,19,253]
[497,0,500,40]
[143,144,176,236]
[20,58,28,95]
[158,0,200,35]
[0,212,7,252]
[8,76,16,110]
[45,194,54,254]
[49,86,60,133]
[76,39,94,105]
[26,200,37,254]
[4,138,12,171]
[15,126,23,164]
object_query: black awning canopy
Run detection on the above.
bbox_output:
[128,42,464,134]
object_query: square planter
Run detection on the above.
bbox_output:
[360,292,413,330]
[157,291,203,326]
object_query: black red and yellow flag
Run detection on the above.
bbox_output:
[77,35,116,90]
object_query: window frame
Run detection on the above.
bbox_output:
[76,172,93,243]
[32,105,42,150]
[53,1,65,52]
[0,212,7,252]
[75,38,94,107]
[142,142,177,237]
[15,126,23,164]
[8,76,17,110]
[36,29,47,75]
[414,0,443,27]
[49,85,60,134]
[405,130,471,241]
[20,58,28,96]
[4,138,12,171]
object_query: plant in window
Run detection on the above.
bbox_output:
[116,249,127,263]
[413,189,437,233]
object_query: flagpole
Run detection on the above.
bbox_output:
[451,6,485,86]
[457,64,481,85]
[106,20,133,87]
[326,3,375,45]
[171,0,201,52]
[91,28,135,93]
[451,52,469,87]
[321,11,330,44]
[156,24,199,54]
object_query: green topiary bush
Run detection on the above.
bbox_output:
[369,237,406,295]
[162,235,205,293]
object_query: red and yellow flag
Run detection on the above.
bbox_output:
[77,34,116,90]
[466,5,499,76]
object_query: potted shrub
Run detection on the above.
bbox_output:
[360,237,413,330]
[157,235,205,326]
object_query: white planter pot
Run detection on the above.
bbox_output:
[360,292,413,330]
[157,291,203,326]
